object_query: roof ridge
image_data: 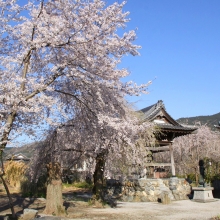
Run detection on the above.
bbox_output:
[144,100,164,120]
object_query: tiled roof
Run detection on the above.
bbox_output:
[140,100,165,121]
[158,123,197,132]
[140,100,197,132]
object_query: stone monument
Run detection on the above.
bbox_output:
[198,160,205,187]
[192,160,216,203]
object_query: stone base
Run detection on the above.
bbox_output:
[105,178,191,202]
[192,187,217,203]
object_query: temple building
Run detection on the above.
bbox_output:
[140,100,197,178]
[5,153,30,162]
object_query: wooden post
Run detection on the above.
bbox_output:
[169,143,175,176]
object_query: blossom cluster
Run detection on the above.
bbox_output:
[0,0,152,152]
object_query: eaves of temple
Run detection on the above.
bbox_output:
[140,100,197,142]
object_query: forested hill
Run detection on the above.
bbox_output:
[3,142,39,159]
[177,112,220,129]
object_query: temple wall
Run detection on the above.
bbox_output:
[105,177,191,202]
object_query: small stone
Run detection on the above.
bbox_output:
[133,196,141,202]
[149,190,154,196]
[174,194,180,200]
[158,192,171,204]
[37,198,46,202]
[127,195,134,202]
[142,191,147,196]
[140,196,149,202]
[24,208,38,214]
[23,208,38,220]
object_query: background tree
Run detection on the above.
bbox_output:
[0,0,152,215]
[28,99,155,211]
[155,125,220,184]
[173,125,220,184]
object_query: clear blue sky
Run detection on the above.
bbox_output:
[107,0,220,119]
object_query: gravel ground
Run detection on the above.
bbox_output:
[1,185,220,220]
[2,198,219,220]
[83,199,220,220]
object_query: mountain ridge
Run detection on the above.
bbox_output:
[177,112,220,129]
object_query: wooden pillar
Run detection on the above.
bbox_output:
[169,143,175,176]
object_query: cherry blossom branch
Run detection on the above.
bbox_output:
[54,89,96,116]
[25,68,64,101]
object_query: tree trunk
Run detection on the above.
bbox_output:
[0,175,16,218]
[44,162,65,216]
[0,151,16,218]
[92,151,106,202]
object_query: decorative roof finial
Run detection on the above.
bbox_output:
[156,100,165,109]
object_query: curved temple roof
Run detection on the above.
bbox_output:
[140,100,197,138]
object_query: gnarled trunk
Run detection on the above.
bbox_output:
[44,162,65,216]
[92,151,106,202]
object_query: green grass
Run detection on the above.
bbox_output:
[63,181,93,190]
[62,183,73,188]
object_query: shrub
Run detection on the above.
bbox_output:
[187,173,196,182]
[4,160,27,188]
[20,174,47,198]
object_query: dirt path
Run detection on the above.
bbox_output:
[84,200,220,220]
[0,185,220,220]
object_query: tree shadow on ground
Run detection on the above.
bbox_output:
[0,195,24,213]
[0,194,46,219]
[63,191,92,202]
